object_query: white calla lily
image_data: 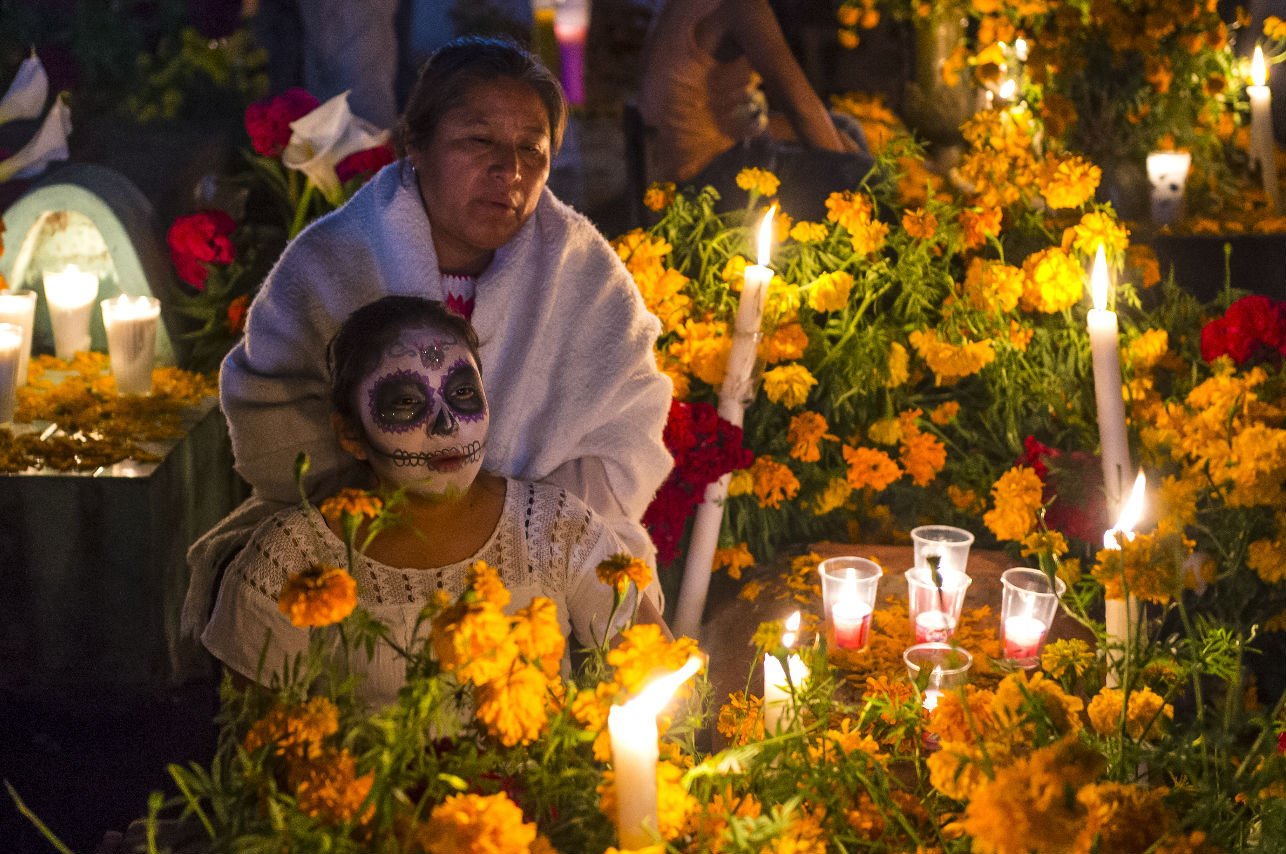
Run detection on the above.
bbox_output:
[281,91,389,204]
[0,95,71,182]
[0,51,48,126]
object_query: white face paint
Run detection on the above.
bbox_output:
[355,325,488,499]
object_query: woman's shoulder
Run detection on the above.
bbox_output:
[505,479,607,544]
[227,505,335,594]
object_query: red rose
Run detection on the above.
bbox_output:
[335,143,396,184]
[1201,295,1286,365]
[244,88,320,157]
[226,294,251,335]
[167,210,238,289]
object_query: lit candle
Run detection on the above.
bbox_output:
[1250,46,1280,212]
[553,0,589,105]
[0,322,22,423]
[1102,470,1146,688]
[0,290,36,386]
[100,295,161,395]
[43,264,99,360]
[914,610,955,644]
[673,206,777,639]
[763,611,809,732]
[1003,615,1047,661]
[1086,245,1132,516]
[922,687,943,712]
[607,655,703,849]
[832,597,873,650]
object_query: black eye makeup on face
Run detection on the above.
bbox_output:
[369,369,433,432]
[440,360,486,420]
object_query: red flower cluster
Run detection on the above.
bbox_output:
[643,400,754,564]
[1200,295,1286,366]
[167,210,237,290]
[244,88,320,157]
[1019,435,1105,544]
[336,143,396,184]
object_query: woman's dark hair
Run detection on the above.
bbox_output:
[396,35,567,157]
[328,296,481,423]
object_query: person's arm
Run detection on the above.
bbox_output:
[721,0,853,153]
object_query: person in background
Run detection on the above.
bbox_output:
[638,0,874,219]
[184,36,672,643]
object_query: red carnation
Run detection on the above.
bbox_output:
[1200,295,1286,366]
[336,143,396,184]
[244,88,320,157]
[167,210,238,290]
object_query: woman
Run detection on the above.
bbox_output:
[202,297,663,705]
[184,37,672,640]
[638,0,874,219]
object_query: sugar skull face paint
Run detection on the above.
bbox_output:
[356,327,488,498]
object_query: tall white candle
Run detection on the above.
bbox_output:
[0,322,22,423]
[43,264,99,360]
[0,290,36,386]
[101,295,161,395]
[1250,46,1280,212]
[673,207,777,639]
[1086,246,1132,515]
[763,611,809,732]
[607,656,703,848]
[1102,471,1146,688]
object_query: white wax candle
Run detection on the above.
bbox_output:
[762,610,808,731]
[1086,247,1132,515]
[1003,615,1047,662]
[43,264,99,360]
[101,295,161,395]
[1250,47,1279,212]
[718,207,775,423]
[832,599,873,650]
[0,290,36,386]
[1102,471,1146,687]
[607,656,702,849]
[0,322,22,423]
[914,610,955,644]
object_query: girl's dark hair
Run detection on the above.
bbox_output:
[396,35,566,157]
[328,296,481,423]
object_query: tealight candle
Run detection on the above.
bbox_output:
[999,567,1066,668]
[0,289,36,386]
[1003,615,1047,661]
[1086,246,1132,515]
[0,322,22,423]
[608,656,703,849]
[1250,46,1280,212]
[819,556,881,652]
[43,264,99,360]
[101,295,161,395]
[763,611,809,731]
[1102,470,1146,687]
[831,599,873,649]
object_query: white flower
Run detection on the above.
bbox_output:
[0,95,71,182]
[282,91,389,204]
[0,51,48,126]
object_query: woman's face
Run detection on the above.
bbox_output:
[348,323,489,499]
[413,78,552,275]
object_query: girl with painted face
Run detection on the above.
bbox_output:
[201,297,665,706]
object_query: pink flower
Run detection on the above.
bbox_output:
[244,88,320,158]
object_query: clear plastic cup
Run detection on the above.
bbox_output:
[818,556,882,651]
[1000,567,1066,668]
[905,567,972,643]
[903,642,973,710]
[911,525,975,575]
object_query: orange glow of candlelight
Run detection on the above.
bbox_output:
[1253,46,1268,88]
[756,205,777,267]
[781,611,801,648]
[1091,245,1109,311]
[1103,470,1147,550]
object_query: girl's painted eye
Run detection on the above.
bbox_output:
[374,378,429,426]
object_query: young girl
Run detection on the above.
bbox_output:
[201,296,663,705]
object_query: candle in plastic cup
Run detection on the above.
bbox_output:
[910,525,975,574]
[905,566,971,643]
[903,642,972,710]
[554,0,589,105]
[0,290,36,386]
[101,295,161,395]
[818,556,882,651]
[44,264,99,360]
[0,323,22,423]
[999,567,1066,668]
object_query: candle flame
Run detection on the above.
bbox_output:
[1253,46,1267,88]
[1091,245,1109,311]
[756,205,777,267]
[999,78,1017,101]
[625,655,704,718]
[1014,37,1028,61]
[1103,470,1147,550]
[782,610,801,648]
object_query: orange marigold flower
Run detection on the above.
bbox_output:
[422,792,538,854]
[243,696,339,760]
[947,484,984,514]
[718,690,766,745]
[790,220,830,243]
[900,430,947,486]
[807,270,854,312]
[713,542,755,579]
[842,444,902,491]
[277,564,358,628]
[1087,687,1173,739]
[290,747,375,826]
[908,328,996,383]
[319,487,383,527]
[735,167,781,197]
[902,207,939,239]
[597,553,654,593]
[788,411,836,462]
[474,662,552,746]
[1020,246,1083,313]
[748,455,802,508]
[643,181,676,212]
[1040,154,1101,209]
[824,190,874,232]
[1126,243,1162,288]
[960,206,1003,249]
[930,401,959,425]
[849,217,890,255]
[759,322,809,364]
[608,623,703,694]
[467,560,511,608]
[982,465,1044,542]
[1063,210,1130,259]
[511,597,566,675]
[963,256,1023,313]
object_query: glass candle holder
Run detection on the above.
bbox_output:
[905,567,972,643]
[818,556,882,651]
[101,295,161,395]
[0,322,22,423]
[903,642,973,711]
[43,264,99,360]
[910,525,975,575]
[0,290,36,387]
[1000,567,1066,668]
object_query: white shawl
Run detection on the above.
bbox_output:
[183,161,672,639]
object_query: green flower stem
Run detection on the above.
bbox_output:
[289,181,317,239]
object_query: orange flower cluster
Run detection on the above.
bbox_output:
[277,564,358,628]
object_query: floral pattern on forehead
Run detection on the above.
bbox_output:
[387,331,462,371]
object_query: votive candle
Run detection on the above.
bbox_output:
[1250,46,1280,212]
[832,599,872,649]
[914,610,954,644]
[0,322,22,423]
[101,294,161,395]
[43,264,99,360]
[0,290,36,386]
[1003,615,1047,661]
